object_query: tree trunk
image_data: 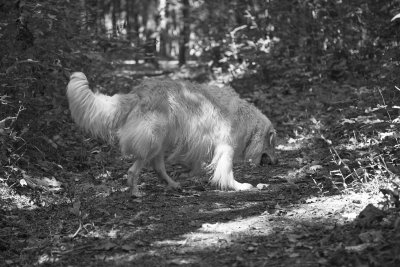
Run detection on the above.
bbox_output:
[80,0,87,31]
[133,4,140,63]
[179,0,190,66]
[112,0,119,36]
[97,0,106,34]
[126,0,132,40]
[159,0,169,58]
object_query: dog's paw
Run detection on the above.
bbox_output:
[233,181,254,191]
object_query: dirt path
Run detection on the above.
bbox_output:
[1,69,399,266]
[0,145,386,266]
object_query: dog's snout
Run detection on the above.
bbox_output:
[270,157,278,165]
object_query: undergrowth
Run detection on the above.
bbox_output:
[318,86,400,207]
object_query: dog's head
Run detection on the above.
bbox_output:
[244,121,278,166]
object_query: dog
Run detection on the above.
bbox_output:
[67,72,277,197]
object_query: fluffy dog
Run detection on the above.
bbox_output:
[67,72,277,197]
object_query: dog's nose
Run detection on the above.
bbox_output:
[260,154,278,166]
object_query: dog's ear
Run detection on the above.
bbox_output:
[269,129,276,148]
[265,128,277,165]
[244,129,264,164]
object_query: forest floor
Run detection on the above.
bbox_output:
[1,61,400,266]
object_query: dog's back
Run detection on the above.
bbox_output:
[120,78,232,164]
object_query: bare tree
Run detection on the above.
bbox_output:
[179,0,190,66]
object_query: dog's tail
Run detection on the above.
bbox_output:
[66,72,121,142]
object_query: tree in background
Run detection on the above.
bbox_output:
[179,0,190,66]
[3,0,400,83]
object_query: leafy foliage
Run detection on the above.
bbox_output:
[190,0,400,87]
[0,0,109,178]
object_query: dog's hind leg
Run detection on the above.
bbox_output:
[127,160,146,198]
[210,144,253,191]
[151,152,181,190]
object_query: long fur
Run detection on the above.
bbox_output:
[67,72,276,192]
[66,73,122,142]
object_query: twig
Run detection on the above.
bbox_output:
[378,87,392,122]
[9,104,26,128]
[70,220,83,239]
[378,87,399,144]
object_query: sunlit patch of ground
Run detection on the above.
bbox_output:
[82,189,385,266]
[150,191,381,252]
[0,183,38,210]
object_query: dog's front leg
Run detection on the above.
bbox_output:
[211,144,254,191]
[127,160,145,198]
[151,153,181,190]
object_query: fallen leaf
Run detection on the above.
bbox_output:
[93,241,117,251]
[358,230,383,243]
[341,118,355,124]
[108,229,119,238]
[20,179,27,187]
[121,244,136,251]
[345,243,371,252]
[36,177,62,190]
[69,201,81,217]
[246,246,257,252]
[309,165,323,172]
[256,183,269,190]
[356,204,385,227]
